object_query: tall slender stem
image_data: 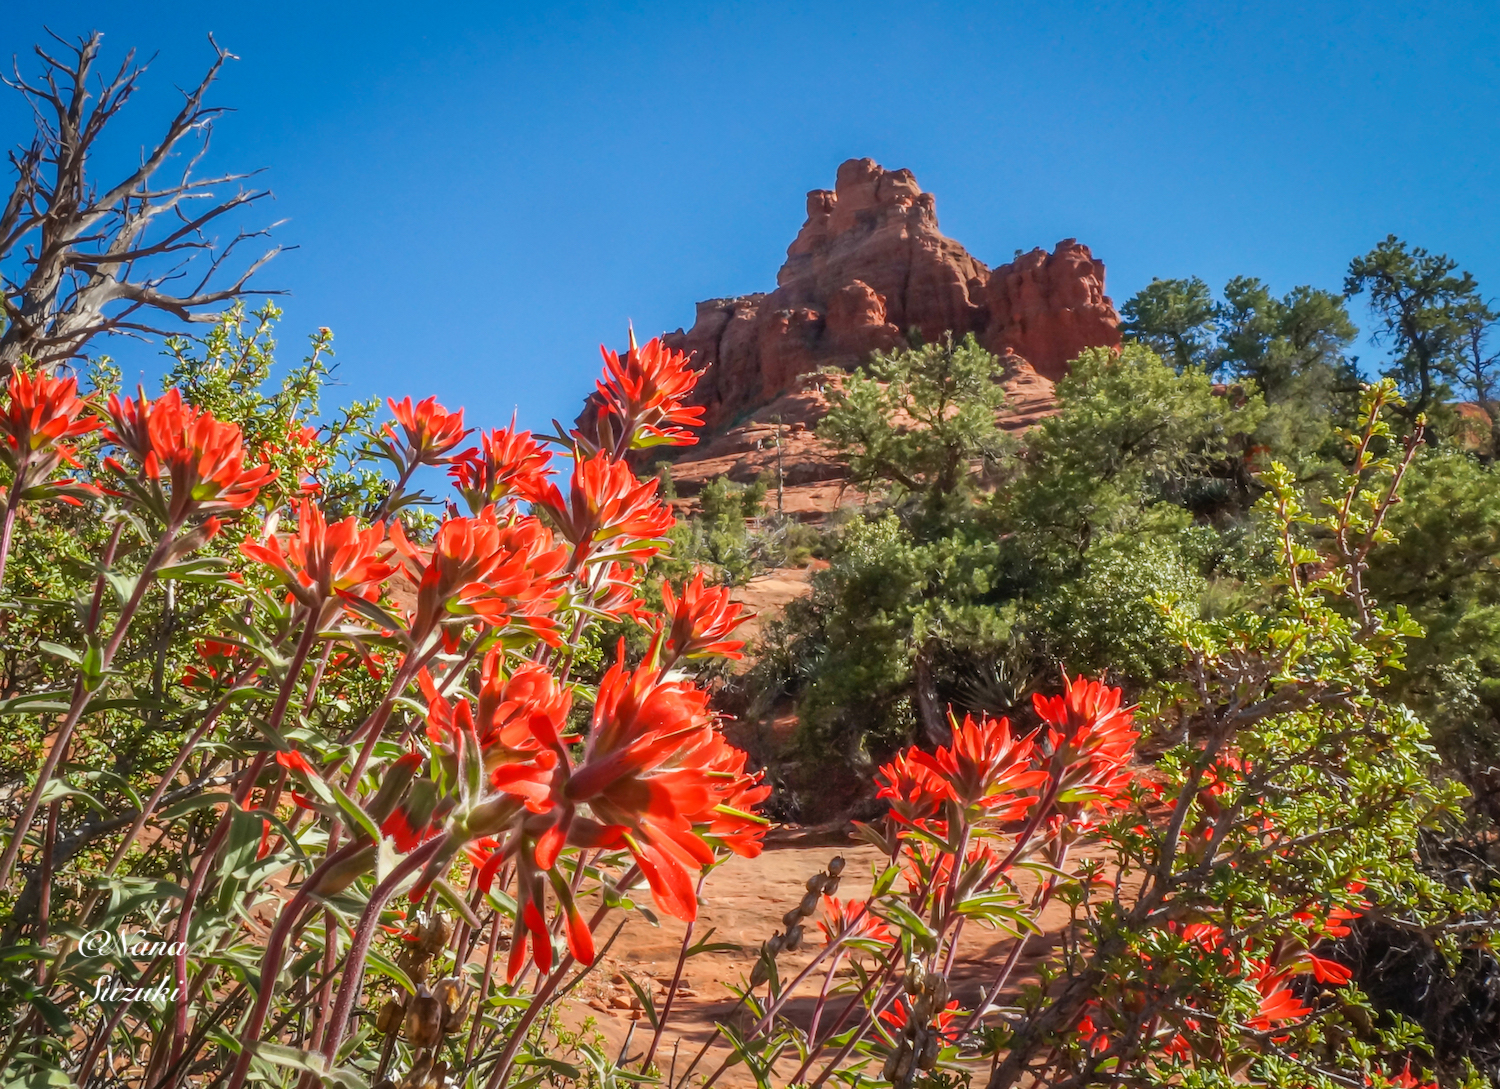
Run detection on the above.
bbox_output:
[164,615,320,1072]
[0,520,153,888]
[221,841,364,1089]
[318,836,448,1067]
[0,485,22,599]
[642,870,708,1071]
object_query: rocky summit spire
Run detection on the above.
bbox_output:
[650,158,1120,433]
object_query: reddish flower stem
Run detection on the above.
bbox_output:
[317,835,449,1068]
[642,869,709,1071]
[0,519,146,888]
[222,840,366,1089]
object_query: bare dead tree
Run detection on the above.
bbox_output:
[0,30,283,373]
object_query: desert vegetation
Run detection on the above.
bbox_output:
[0,29,1496,1089]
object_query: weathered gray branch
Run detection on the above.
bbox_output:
[0,30,283,371]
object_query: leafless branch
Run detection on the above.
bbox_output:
[0,30,284,371]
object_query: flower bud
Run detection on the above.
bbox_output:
[463,793,522,838]
[918,1033,939,1070]
[418,915,451,955]
[404,993,444,1049]
[397,1056,433,1089]
[750,957,770,987]
[433,977,471,1033]
[827,856,846,877]
[785,925,804,951]
[798,890,821,917]
[376,997,405,1035]
[306,844,376,898]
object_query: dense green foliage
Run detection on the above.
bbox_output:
[756,340,1268,765]
[739,242,1500,1083]
[765,242,1500,828]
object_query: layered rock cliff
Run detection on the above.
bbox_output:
[655,157,1121,433]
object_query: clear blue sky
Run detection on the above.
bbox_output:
[8,2,1499,434]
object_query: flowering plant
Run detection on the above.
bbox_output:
[0,305,1472,1089]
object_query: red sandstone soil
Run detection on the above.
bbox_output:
[553,837,1108,1087]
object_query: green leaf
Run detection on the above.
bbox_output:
[156,556,234,583]
[432,878,481,928]
[36,778,110,815]
[330,783,381,846]
[341,594,407,636]
[251,1042,368,1089]
[36,641,81,665]
[103,570,139,608]
[623,972,659,1030]
[0,691,73,715]
[870,863,900,898]
[363,946,416,996]
[157,791,234,823]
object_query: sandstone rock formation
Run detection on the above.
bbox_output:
[983,241,1120,382]
[650,157,1121,434]
[662,364,1060,516]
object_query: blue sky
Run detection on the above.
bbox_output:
[7,2,1499,434]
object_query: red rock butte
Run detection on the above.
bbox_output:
[575,158,1122,516]
[653,157,1121,433]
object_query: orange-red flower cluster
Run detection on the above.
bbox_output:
[818,896,893,947]
[449,424,552,513]
[403,640,766,981]
[592,335,705,449]
[389,507,568,642]
[658,571,753,663]
[0,370,100,504]
[241,501,395,616]
[421,652,572,770]
[1372,1061,1439,1089]
[385,396,471,466]
[550,647,768,920]
[880,997,964,1042]
[182,639,243,690]
[1033,672,1139,814]
[105,388,275,524]
[532,453,675,567]
[875,712,1047,829]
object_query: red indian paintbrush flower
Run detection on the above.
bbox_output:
[593,333,705,449]
[818,896,893,947]
[104,388,275,524]
[1376,1061,1439,1089]
[182,639,243,690]
[875,750,951,828]
[532,451,675,566]
[389,506,568,643]
[241,500,396,615]
[880,998,965,1042]
[1033,671,1139,813]
[658,571,754,663]
[449,424,552,513]
[385,395,471,466]
[1246,969,1311,1030]
[421,652,572,767]
[501,643,766,924]
[582,561,646,623]
[0,370,100,504]
[913,712,1048,819]
[697,732,771,858]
